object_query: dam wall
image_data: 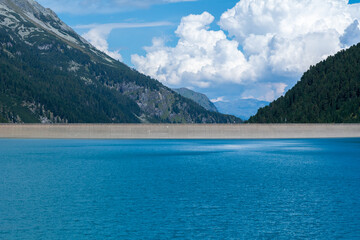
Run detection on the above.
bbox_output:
[0,124,359,139]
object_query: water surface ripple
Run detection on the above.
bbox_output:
[0,139,359,239]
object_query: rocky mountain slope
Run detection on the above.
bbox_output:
[0,0,241,123]
[248,43,360,123]
[173,88,218,113]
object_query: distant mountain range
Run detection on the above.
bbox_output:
[173,88,218,113]
[214,99,269,120]
[249,42,360,123]
[0,0,240,123]
[173,88,269,120]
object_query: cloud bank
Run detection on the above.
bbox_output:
[131,0,360,101]
[132,12,255,87]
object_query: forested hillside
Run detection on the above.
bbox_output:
[248,43,360,123]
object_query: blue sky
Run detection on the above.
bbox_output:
[43,0,360,64]
[37,0,360,111]
[38,0,240,64]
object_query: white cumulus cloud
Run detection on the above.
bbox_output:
[132,12,255,87]
[82,26,122,61]
[77,22,172,61]
[211,96,229,103]
[340,20,360,46]
[132,0,360,101]
[241,83,288,102]
[219,0,360,76]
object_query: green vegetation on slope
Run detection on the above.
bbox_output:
[0,0,241,124]
[0,28,141,123]
[248,43,360,123]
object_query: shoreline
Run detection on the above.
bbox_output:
[0,124,359,139]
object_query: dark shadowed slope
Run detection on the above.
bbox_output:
[248,43,360,123]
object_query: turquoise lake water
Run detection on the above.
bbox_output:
[0,139,360,239]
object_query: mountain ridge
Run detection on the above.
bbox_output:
[173,88,218,113]
[0,0,241,123]
[214,98,269,120]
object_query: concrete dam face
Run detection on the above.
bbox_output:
[0,124,359,139]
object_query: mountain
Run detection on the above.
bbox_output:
[248,43,360,123]
[173,88,218,112]
[172,87,267,120]
[0,0,241,124]
[214,98,269,120]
